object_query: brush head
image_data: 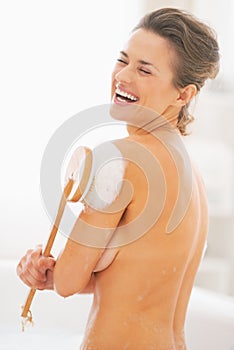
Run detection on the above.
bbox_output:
[64,146,92,202]
[64,142,127,210]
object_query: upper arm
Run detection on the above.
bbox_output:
[54,141,132,297]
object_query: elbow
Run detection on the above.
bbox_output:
[53,264,74,297]
[54,286,72,298]
[54,280,73,298]
[53,269,74,298]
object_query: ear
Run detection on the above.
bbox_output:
[175,84,197,107]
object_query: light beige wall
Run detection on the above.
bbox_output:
[142,0,194,12]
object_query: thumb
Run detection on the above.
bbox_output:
[39,256,56,273]
[46,257,56,270]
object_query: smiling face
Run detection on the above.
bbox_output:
[111,29,184,122]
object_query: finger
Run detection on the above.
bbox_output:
[17,246,47,287]
[31,245,43,260]
[26,246,46,277]
[16,262,22,277]
[16,257,25,276]
[16,247,39,273]
[38,256,56,273]
[19,245,43,272]
[20,272,47,290]
[17,245,55,288]
[19,263,48,289]
[17,262,46,289]
[16,255,30,277]
[25,254,47,281]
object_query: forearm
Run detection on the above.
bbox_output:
[44,265,95,294]
[56,238,95,294]
[53,268,95,296]
[49,269,95,294]
[53,237,105,297]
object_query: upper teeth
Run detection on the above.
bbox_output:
[116,87,138,101]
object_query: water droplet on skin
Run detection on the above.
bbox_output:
[136,294,144,302]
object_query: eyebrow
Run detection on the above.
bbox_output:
[120,51,160,73]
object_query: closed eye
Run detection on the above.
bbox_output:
[139,68,151,75]
[117,58,128,64]
[116,59,152,75]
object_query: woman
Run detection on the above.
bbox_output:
[17,8,220,350]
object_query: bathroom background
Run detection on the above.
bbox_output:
[1,0,234,298]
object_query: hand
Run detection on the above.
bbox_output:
[16,245,56,290]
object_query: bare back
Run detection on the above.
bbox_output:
[80,133,208,350]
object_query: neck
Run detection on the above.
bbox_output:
[126,108,179,137]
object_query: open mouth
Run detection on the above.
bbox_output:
[114,87,139,105]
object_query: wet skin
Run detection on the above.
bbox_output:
[77,134,208,350]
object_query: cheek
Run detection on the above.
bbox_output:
[142,82,168,102]
[139,84,155,102]
[111,68,117,83]
[111,66,119,83]
[111,67,120,96]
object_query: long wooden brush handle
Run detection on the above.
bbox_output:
[21,178,74,319]
[43,178,74,257]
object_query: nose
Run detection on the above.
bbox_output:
[115,65,134,85]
